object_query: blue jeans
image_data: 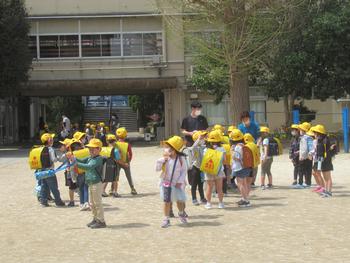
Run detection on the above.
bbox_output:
[77,174,89,204]
[40,175,63,205]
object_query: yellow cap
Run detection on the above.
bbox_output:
[260,127,270,134]
[116,127,128,139]
[41,133,55,143]
[165,136,184,152]
[213,124,225,133]
[90,124,96,129]
[227,125,237,133]
[59,138,71,146]
[311,124,326,135]
[106,134,117,141]
[73,132,86,141]
[243,133,255,143]
[229,129,244,142]
[85,123,90,128]
[307,130,315,137]
[86,138,103,148]
[192,131,208,142]
[206,130,223,143]
[99,122,105,127]
[298,122,311,132]
[291,124,299,129]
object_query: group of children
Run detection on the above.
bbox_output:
[157,122,337,228]
[31,125,137,229]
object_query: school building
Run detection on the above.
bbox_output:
[0,0,344,144]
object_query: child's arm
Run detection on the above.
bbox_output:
[156,158,167,172]
[127,144,133,162]
[76,157,101,171]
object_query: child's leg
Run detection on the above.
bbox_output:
[305,160,313,186]
[93,182,105,223]
[267,159,273,185]
[215,178,224,202]
[236,177,244,198]
[206,180,214,203]
[322,171,332,192]
[88,186,97,220]
[124,166,135,189]
[163,202,171,217]
[176,201,185,213]
[197,171,205,201]
[84,184,89,204]
[190,169,198,201]
[102,182,108,192]
[69,189,74,202]
[313,170,325,187]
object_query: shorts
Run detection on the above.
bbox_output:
[159,186,186,202]
[233,168,252,178]
[205,170,225,181]
[313,160,333,172]
[249,167,258,178]
[261,158,273,176]
[65,172,77,190]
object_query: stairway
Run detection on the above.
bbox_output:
[83,107,138,132]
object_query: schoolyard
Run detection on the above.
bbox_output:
[0,145,349,263]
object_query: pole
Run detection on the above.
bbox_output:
[108,96,112,130]
[342,107,349,153]
[292,110,300,124]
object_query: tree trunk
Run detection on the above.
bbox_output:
[283,93,296,127]
[229,64,250,125]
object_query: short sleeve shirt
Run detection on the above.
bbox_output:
[181,115,209,145]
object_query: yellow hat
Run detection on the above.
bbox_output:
[311,124,326,135]
[90,124,96,129]
[298,122,311,132]
[73,132,86,141]
[260,126,270,134]
[85,138,103,148]
[192,130,208,142]
[165,136,184,152]
[116,127,128,139]
[41,133,55,143]
[85,123,90,128]
[291,124,299,129]
[59,138,71,146]
[307,130,315,137]
[229,129,244,142]
[206,130,223,143]
[243,133,255,143]
[106,134,117,141]
[99,122,105,127]
[227,125,237,133]
[213,124,225,133]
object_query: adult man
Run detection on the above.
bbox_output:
[61,115,71,139]
[238,111,260,141]
[181,101,209,146]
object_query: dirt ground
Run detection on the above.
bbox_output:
[0,145,349,263]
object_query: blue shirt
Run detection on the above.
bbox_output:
[238,121,260,140]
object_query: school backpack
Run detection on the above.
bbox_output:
[102,148,117,181]
[29,146,44,170]
[222,144,232,166]
[237,143,254,169]
[200,148,224,175]
[267,137,282,157]
[244,142,260,168]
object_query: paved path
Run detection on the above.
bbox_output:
[0,146,349,263]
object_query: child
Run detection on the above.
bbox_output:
[311,125,337,198]
[85,123,94,142]
[243,133,260,191]
[156,136,187,228]
[102,134,125,198]
[202,130,225,209]
[231,129,252,207]
[308,127,325,193]
[115,127,137,195]
[69,139,90,211]
[259,127,274,190]
[289,124,302,187]
[186,131,207,205]
[69,138,106,228]
[39,133,65,207]
[298,122,313,188]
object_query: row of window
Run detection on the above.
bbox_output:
[29,33,163,59]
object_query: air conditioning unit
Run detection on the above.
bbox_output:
[152,55,161,65]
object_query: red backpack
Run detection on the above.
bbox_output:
[238,143,254,169]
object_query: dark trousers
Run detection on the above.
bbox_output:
[223,166,230,194]
[300,159,313,186]
[40,175,63,205]
[188,166,205,201]
[292,160,302,184]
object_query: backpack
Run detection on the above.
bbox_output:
[267,137,282,157]
[200,148,224,175]
[102,148,117,182]
[244,142,260,168]
[29,146,44,170]
[238,143,254,169]
[40,147,52,169]
[222,144,232,166]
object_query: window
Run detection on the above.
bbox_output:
[39,35,79,58]
[28,36,37,59]
[123,33,142,56]
[81,34,121,57]
[143,33,162,55]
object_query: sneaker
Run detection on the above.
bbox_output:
[237,200,246,207]
[113,193,121,198]
[321,191,332,198]
[205,203,212,209]
[267,184,273,189]
[169,209,175,218]
[293,184,304,189]
[131,188,138,195]
[292,181,297,185]
[108,190,113,196]
[244,200,251,207]
[192,199,200,206]
[316,187,325,193]
[236,199,243,204]
[161,218,170,228]
[238,200,251,207]
[56,201,65,207]
[67,201,75,207]
[305,184,311,188]
[312,186,323,192]
[80,202,90,211]
[90,220,107,229]
[87,219,97,227]
[261,185,266,190]
[101,192,109,197]
[178,213,188,224]
[218,202,225,209]
[47,195,54,202]
[200,198,207,205]
[183,211,189,218]
[41,203,49,207]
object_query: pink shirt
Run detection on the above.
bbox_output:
[156,156,187,188]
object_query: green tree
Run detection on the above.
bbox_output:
[0,0,32,96]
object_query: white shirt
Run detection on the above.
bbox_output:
[231,144,243,172]
[63,117,71,132]
[156,156,187,188]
